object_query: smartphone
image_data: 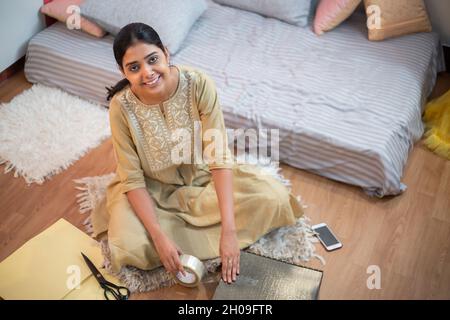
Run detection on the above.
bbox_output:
[312,223,342,251]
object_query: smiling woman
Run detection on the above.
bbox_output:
[96,23,308,285]
[106,24,176,103]
[121,43,179,106]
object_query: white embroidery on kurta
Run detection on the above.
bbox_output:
[120,71,195,172]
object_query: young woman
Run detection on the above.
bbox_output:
[90,23,304,284]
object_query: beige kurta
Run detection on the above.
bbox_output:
[91,65,304,273]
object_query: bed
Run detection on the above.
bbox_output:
[24,2,445,197]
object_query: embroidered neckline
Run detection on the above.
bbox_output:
[127,65,182,108]
[119,68,197,173]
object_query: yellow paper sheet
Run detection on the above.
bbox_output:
[0,218,121,300]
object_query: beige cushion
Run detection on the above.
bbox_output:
[40,0,106,38]
[364,0,431,41]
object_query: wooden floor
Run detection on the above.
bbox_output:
[1,70,449,300]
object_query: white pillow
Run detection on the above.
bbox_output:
[213,0,316,27]
[80,0,207,54]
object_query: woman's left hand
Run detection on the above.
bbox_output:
[220,230,240,284]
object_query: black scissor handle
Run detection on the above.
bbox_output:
[102,282,130,300]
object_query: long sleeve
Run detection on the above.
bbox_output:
[109,95,146,193]
[195,72,234,170]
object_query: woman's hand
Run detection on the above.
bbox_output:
[220,230,240,284]
[152,232,185,277]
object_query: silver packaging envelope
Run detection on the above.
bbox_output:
[213,252,323,300]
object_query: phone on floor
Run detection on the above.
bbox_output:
[312,223,342,251]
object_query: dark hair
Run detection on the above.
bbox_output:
[106,23,165,101]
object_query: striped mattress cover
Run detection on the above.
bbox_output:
[24,2,444,197]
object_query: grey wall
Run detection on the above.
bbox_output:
[426,0,450,46]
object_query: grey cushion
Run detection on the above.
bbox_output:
[80,0,207,54]
[213,0,316,27]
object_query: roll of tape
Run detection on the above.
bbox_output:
[175,254,206,287]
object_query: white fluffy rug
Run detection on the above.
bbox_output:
[0,84,110,184]
[75,156,325,293]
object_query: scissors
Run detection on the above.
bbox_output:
[81,252,130,300]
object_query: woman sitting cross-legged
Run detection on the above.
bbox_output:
[90,22,305,284]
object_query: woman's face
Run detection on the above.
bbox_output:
[121,42,171,98]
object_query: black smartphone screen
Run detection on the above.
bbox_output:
[314,225,340,247]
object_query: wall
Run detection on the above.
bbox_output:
[0,0,45,73]
[426,0,450,46]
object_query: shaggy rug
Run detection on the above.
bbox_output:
[74,157,325,293]
[0,84,110,184]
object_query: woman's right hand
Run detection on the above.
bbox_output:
[152,232,186,277]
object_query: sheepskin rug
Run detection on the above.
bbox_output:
[0,84,110,184]
[75,156,324,293]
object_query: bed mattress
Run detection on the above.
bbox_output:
[24,2,444,196]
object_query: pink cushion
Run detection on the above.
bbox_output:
[313,0,361,35]
[40,0,106,38]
